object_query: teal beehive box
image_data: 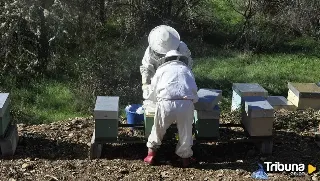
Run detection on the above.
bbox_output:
[194,105,220,138]
[231,83,268,111]
[0,93,10,137]
[93,96,119,140]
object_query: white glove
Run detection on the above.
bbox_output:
[142,84,150,100]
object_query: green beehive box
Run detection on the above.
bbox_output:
[194,106,220,138]
[144,113,154,138]
[0,93,10,137]
[93,96,119,140]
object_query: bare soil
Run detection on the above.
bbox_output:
[1,110,320,181]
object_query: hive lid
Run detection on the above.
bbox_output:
[194,89,222,111]
[232,83,268,97]
[288,82,320,98]
[243,96,274,117]
[94,96,119,119]
[0,93,9,117]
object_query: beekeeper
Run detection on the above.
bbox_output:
[140,25,193,99]
[143,50,198,168]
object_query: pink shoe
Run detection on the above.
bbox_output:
[144,151,156,165]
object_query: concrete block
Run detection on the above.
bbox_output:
[197,105,220,119]
[0,124,19,157]
[287,89,320,110]
[288,82,320,99]
[0,93,10,137]
[94,96,119,120]
[267,96,296,111]
[243,96,274,118]
[194,89,222,111]
[194,110,220,138]
[231,84,268,111]
[232,83,268,97]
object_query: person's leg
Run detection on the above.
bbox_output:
[175,100,195,167]
[144,101,175,164]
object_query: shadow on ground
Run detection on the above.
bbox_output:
[100,129,320,172]
[11,133,89,160]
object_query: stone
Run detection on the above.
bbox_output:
[267,96,296,111]
[194,89,222,111]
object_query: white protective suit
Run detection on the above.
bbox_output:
[140,43,193,85]
[145,58,199,158]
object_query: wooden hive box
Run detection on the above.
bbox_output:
[287,82,320,110]
[93,96,119,140]
[241,96,274,136]
[194,105,220,138]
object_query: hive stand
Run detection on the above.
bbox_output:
[287,82,320,110]
[231,83,268,111]
[0,93,19,157]
[267,96,296,111]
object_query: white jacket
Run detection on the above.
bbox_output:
[140,41,193,84]
[147,60,199,103]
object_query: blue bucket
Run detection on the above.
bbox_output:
[125,104,144,127]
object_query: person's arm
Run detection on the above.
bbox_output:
[190,71,199,103]
[146,70,161,102]
[140,47,156,85]
[178,41,193,69]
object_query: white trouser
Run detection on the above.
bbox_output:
[146,100,194,158]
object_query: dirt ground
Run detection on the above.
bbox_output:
[1,110,320,181]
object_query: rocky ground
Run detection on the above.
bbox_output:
[1,109,320,181]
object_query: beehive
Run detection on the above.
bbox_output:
[267,96,296,111]
[231,83,268,111]
[194,105,220,138]
[287,82,320,110]
[194,89,222,111]
[242,96,274,136]
[144,112,154,138]
[0,93,10,137]
[93,96,119,140]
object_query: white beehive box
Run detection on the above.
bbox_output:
[241,96,274,136]
[287,82,320,110]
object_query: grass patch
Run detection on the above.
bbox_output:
[193,52,320,112]
[10,81,89,124]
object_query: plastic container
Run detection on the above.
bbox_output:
[125,104,145,129]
